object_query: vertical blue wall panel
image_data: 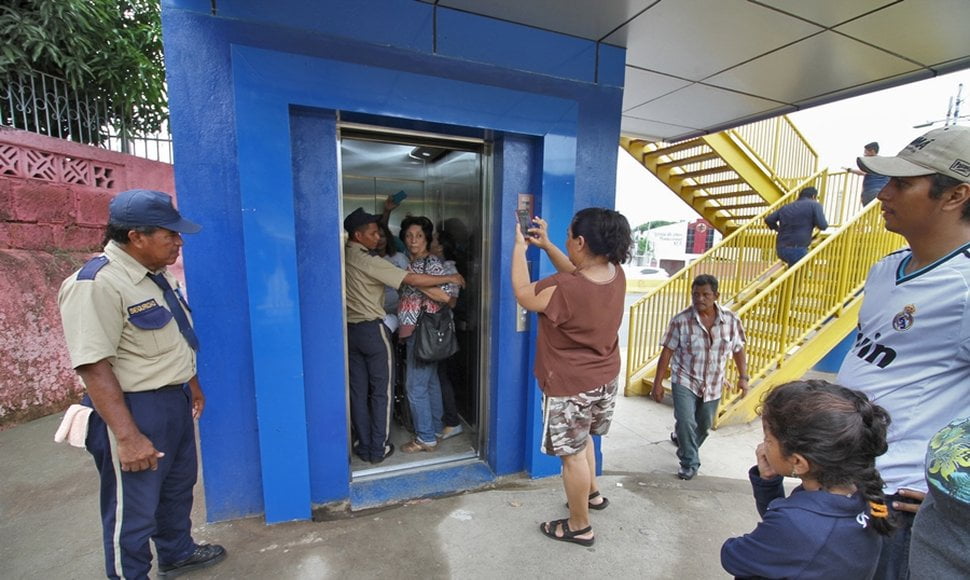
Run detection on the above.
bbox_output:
[489,134,536,475]
[290,109,353,503]
[215,0,435,54]
[598,44,627,88]
[161,10,265,520]
[234,96,313,523]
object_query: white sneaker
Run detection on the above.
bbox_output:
[436,424,464,440]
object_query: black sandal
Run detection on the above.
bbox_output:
[540,518,595,547]
[587,491,610,511]
[565,491,610,511]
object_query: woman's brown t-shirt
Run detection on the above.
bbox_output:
[533,268,626,396]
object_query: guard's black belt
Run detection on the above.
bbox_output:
[153,383,186,392]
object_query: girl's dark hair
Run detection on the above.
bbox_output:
[399,215,434,252]
[102,224,157,246]
[378,222,397,257]
[569,207,633,265]
[762,380,895,536]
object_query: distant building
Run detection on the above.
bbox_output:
[642,219,719,275]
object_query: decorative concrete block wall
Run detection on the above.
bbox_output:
[0,127,175,428]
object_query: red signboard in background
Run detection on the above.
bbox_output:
[686,219,714,254]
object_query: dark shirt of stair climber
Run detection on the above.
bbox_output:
[764,187,829,267]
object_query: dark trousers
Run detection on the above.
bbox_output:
[873,493,917,580]
[672,383,719,470]
[776,246,808,267]
[347,320,394,461]
[84,386,197,580]
[436,356,460,427]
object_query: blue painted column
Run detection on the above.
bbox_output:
[234,95,313,523]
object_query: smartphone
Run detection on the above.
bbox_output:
[516,209,533,237]
[391,190,408,205]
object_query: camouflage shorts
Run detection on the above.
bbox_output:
[541,378,618,456]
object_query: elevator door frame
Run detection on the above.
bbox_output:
[338,122,493,480]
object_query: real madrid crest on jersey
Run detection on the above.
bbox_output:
[892,304,916,331]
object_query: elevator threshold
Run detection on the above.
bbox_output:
[353,449,478,481]
[349,456,496,511]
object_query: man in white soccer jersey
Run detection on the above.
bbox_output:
[836,125,970,580]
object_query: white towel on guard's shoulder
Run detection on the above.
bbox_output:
[53,404,93,448]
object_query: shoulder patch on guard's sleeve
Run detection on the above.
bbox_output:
[76,256,110,280]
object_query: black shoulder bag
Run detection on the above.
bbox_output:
[414,306,458,363]
[413,256,459,362]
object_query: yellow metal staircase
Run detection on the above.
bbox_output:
[624,169,906,427]
[621,116,819,234]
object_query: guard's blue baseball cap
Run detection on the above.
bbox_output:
[108,189,202,234]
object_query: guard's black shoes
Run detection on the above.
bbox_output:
[677,466,698,480]
[371,443,395,464]
[158,544,227,577]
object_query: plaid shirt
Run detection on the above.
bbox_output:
[661,303,746,402]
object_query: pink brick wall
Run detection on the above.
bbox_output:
[0,128,176,428]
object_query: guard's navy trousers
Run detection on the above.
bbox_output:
[84,385,198,579]
[347,320,394,462]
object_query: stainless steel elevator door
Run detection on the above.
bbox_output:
[340,128,487,477]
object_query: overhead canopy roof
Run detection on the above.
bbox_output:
[422,0,970,142]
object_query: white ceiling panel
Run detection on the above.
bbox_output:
[620,116,700,142]
[836,0,970,67]
[707,31,922,104]
[424,0,655,43]
[611,0,821,81]
[754,0,899,27]
[417,0,970,139]
[626,83,785,130]
[791,68,935,109]
[622,68,692,111]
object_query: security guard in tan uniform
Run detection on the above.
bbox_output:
[343,207,463,463]
[58,189,226,579]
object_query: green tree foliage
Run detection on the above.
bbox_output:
[0,0,165,138]
[635,220,675,233]
[636,236,649,255]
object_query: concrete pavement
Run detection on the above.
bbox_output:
[1,374,831,579]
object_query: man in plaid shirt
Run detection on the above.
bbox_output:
[651,274,749,480]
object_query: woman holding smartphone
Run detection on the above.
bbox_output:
[511,207,632,547]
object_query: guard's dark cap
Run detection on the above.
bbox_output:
[108,189,202,234]
[343,207,379,234]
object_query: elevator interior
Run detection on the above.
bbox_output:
[340,126,488,478]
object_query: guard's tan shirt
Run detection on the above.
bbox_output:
[58,241,196,392]
[344,241,407,323]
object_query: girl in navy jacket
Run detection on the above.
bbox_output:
[721,380,895,579]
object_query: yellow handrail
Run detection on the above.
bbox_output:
[625,169,870,393]
[715,199,905,424]
[729,116,819,187]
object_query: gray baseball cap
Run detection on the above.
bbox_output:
[108,189,202,234]
[857,125,970,183]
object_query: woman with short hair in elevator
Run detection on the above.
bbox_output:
[397,216,460,453]
[512,207,632,547]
